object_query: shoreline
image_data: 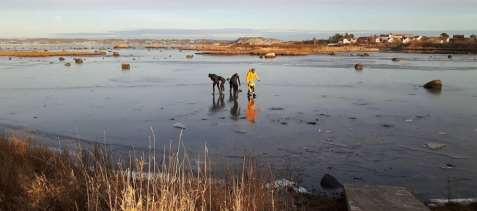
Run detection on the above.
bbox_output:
[0,50,106,57]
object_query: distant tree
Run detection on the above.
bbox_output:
[440,33,449,38]
[328,33,355,43]
[471,34,477,39]
[329,33,343,43]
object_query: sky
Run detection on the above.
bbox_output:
[1,0,477,39]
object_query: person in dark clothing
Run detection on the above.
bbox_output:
[228,73,241,97]
[208,73,226,94]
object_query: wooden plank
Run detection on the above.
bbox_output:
[345,184,430,211]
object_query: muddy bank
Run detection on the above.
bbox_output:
[0,50,106,57]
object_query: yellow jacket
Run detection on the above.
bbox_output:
[246,71,260,84]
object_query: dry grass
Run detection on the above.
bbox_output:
[0,131,345,211]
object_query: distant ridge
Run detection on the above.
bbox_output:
[234,37,282,45]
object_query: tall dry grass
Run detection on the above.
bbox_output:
[0,129,334,211]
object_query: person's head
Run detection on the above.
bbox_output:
[251,68,255,73]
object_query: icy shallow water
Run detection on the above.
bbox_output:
[1,49,477,199]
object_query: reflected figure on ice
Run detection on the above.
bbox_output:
[246,97,258,124]
[210,93,225,113]
[229,92,240,120]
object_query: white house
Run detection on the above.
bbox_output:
[403,37,413,44]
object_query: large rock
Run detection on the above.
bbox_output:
[423,80,442,90]
[74,58,83,64]
[320,174,344,189]
[121,63,131,70]
[354,63,364,71]
[264,52,277,59]
[113,43,129,49]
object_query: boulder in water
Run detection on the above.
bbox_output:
[354,63,364,71]
[59,57,65,61]
[320,174,343,189]
[74,58,83,64]
[65,63,71,67]
[392,58,400,62]
[121,63,131,70]
[113,52,120,57]
[423,80,442,90]
[264,52,277,59]
[186,54,194,59]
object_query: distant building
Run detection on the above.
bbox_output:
[451,35,468,44]
[402,37,413,44]
[342,38,352,45]
[357,37,371,44]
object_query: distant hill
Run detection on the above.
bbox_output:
[234,37,282,46]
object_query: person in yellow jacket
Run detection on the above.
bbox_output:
[246,68,260,98]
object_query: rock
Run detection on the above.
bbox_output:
[65,63,71,67]
[381,124,393,128]
[113,52,120,57]
[74,58,83,64]
[307,121,317,125]
[121,63,131,70]
[269,107,284,111]
[8,57,12,60]
[354,63,364,71]
[186,54,194,59]
[359,53,370,57]
[329,52,336,56]
[425,142,447,150]
[392,58,400,62]
[448,54,453,59]
[423,80,442,90]
[269,179,310,194]
[113,43,129,49]
[264,52,277,59]
[173,122,187,130]
[234,129,247,134]
[58,57,65,61]
[320,174,343,189]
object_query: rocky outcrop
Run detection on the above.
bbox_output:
[423,80,442,90]
[113,43,129,49]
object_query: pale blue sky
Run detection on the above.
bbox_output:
[1,0,476,38]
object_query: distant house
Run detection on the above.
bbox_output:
[402,37,413,44]
[342,38,352,45]
[451,35,468,44]
[375,35,390,43]
[357,37,370,44]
